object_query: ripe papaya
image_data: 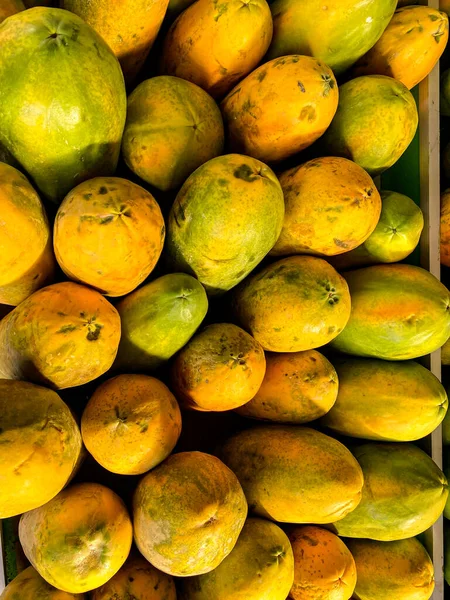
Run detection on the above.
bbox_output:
[0,566,85,600]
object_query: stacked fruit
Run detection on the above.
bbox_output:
[0,2,449,600]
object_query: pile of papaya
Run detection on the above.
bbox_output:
[1,1,450,599]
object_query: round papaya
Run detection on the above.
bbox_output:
[235,350,338,424]
[178,517,294,600]
[60,0,169,83]
[221,55,338,164]
[91,555,176,600]
[321,75,418,176]
[441,69,450,116]
[441,189,450,267]
[122,76,224,192]
[289,526,356,600]
[219,425,364,524]
[346,537,435,600]
[330,190,424,270]
[0,162,55,306]
[133,451,248,576]
[232,255,351,352]
[0,8,126,203]
[19,482,133,593]
[160,0,273,98]
[171,323,266,412]
[333,443,448,540]
[0,281,121,389]
[0,0,24,23]
[114,273,208,372]
[81,374,182,475]
[165,154,285,295]
[329,264,450,360]
[271,157,381,257]
[353,6,449,90]
[0,379,82,518]
[0,566,85,600]
[54,177,165,297]
[320,358,448,441]
[268,0,397,76]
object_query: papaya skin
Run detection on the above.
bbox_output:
[114,273,208,372]
[0,379,82,518]
[353,6,449,90]
[122,76,224,192]
[320,358,448,442]
[0,162,55,305]
[60,0,169,83]
[271,157,381,257]
[165,154,285,295]
[179,517,294,600]
[19,482,133,594]
[221,55,338,163]
[0,566,85,600]
[219,425,364,524]
[54,177,165,297]
[91,555,176,600]
[441,189,450,267]
[330,264,450,360]
[0,8,126,203]
[333,443,449,541]
[321,75,418,176]
[0,0,25,23]
[160,0,273,99]
[347,538,435,600]
[235,350,338,424]
[171,323,266,412]
[289,526,357,600]
[133,451,248,577]
[0,281,121,389]
[81,374,182,475]
[232,255,351,353]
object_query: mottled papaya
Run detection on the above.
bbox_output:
[232,255,351,352]
[54,177,165,297]
[221,55,338,163]
[19,482,133,593]
[219,425,364,524]
[133,451,247,576]
[0,566,85,600]
[122,76,224,192]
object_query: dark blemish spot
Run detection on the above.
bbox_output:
[99,215,114,224]
[86,324,102,341]
[328,326,336,333]
[256,70,267,82]
[48,32,59,39]
[141,145,147,150]
[234,164,259,182]
[128,576,134,582]
[298,81,306,93]
[366,188,373,197]
[351,199,361,207]
[299,106,316,122]
[321,74,335,96]
[57,324,77,334]
[302,535,319,546]
[98,186,108,195]
[33,274,40,280]
[83,193,92,200]
[154,582,160,591]
[334,239,348,248]
[57,312,67,317]
[429,13,439,21]
[80,312,86,318]
[218,178,228,186]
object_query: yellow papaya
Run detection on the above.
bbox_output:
[0,566,85,599]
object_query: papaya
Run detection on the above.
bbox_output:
[289,526,357,600]
[160,0,273,99]
[320,358,448,442]
[60,0,169,83]
[441,189,450,267]
[122,76,224,192]
[19,482,133,593]
[166,0,196,20]
[271,157,381,257]
[0,8,126,203]
[330,190,424,270]
[178,517,294,600]
[333,443,448,540]
[0,566,85,600]
[133,451,247,576]
[81,374,182,475]
[232,255,351,352]
[219,425,364,524]
[441,69,450,116]
[235,350,338,424]
[268,0,397,76]
[91,555,176,600]
[0,281,121,389]
[165,154,285,295]
[171,323,266,412]
[114,273,208,372]
[0,379,82,518]
[221,55,339,164]
[0,0,24,23]
[330,264,450,360]
[54,177,165,297]
[321,75,418,176]
[0,162,55,306]
[353,6,448,90]
[346,537,435,600]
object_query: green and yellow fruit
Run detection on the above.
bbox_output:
[0,566,85,600]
